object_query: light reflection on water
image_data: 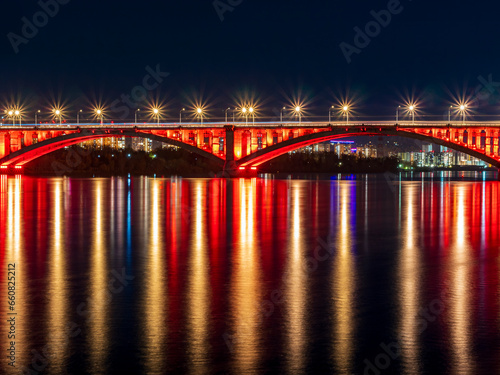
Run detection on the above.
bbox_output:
[0,175,499,374]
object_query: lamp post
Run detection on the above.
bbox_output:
[224,107,230,123]
[329,106,334,124]
[8,110,14,125]
[96,109,103,124]
[179,108,185,124]
[342,105,349,124]
[35,110,40,125]
[15,110,20,126]
[408,105,415,125]
[459,104,467,125]
[77,110,82,125]
[197,108,203,125]
[242,107,248,125]
[396,105,401,123]
[249,107,255,125]
[54,109,62,126]
[135,108,140,125]
[295,106,301,124]
[281,107,286,124]
[153,108,160,125]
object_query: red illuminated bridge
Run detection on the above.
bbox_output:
[1,121,500,175]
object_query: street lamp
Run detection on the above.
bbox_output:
[197,107,203,125]
[249,107,255,125]
[135,108,140,125]
[281,106,286,124]
[153,108,160,125]
[54,109,62,126]
[77,109,83,125]
[408,105,415,125]
[35,110,41,125]
[95,109,103,124]
[295,106,301,123]
[459,104,467,125]
[342,105,349,124]
[242,107,248,125]
[14,110,21,126]
[448,105,452,123]
[396,105,401,123]
[180,108,185,124]
[224,107,230,123]
[7,110,14,125]
[329,106,334,124]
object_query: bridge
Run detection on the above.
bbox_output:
[1,121,500,176]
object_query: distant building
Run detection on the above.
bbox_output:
[398,150,488,168]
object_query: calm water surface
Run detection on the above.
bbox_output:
[1,174,500,374]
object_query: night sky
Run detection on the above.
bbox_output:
[2,0,500,120]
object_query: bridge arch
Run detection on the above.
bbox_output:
[236,127,500,168]
[0,129,225,167]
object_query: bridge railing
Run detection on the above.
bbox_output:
[3,121,500,129]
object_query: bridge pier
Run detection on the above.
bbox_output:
[223,125,238,177]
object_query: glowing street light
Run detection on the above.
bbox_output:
[281,106,286,124]
[295,106,302,123]
[448,105,452,123]
[241,107,248,125]
[342,105,349,124]
[35,109,41,125]
[95,108,103,124]
[7,110,14,125]
[153,107,160,125]
[224,107,230,123]
[14,110,21,126]
[459,104,467,125]
[53,108,62,125]
[329,105,334,124]
[196,107,203,125]
[249,107,255,125]
[408,105,415,125]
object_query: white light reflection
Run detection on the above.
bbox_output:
[88,180,109,374]
[449,185,474,373]
[398,183,421,373]
[332,182,356,373]
[187,181,211,374]
[142,180,167,373]
[284,182,306,373]
[229,179,263,373]
[46,180,69,372]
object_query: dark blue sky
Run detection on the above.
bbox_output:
[2,0,500,120]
